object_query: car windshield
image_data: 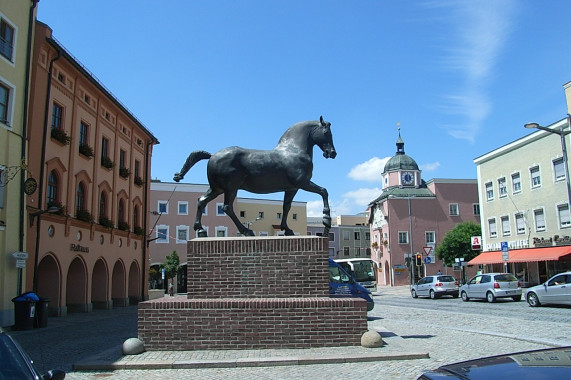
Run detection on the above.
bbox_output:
[350,261,376,282]
[495,274,518,282]
[0,334,34,379]
[438,276,455,282]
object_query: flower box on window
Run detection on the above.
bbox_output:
[119,167,130,178]
[118,220,130,231]
[133,226,144,236]
[101,156,114,169]
[98,216,114,229]
[46,200,66,215]
[76,209,93,223]
[134,176,144,186]
[51,128,71,145]
[79,143,94,158]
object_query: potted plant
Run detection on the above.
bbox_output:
[79,143,94,158]
[133,226,144,236]
[371,241,379,249]
[51,128,71,145]
[98,216,114,229]
[118,220,130,231]
[134,176,144,186]
[76,209,93,223]
[119,167,130,178]
[101,156,114,169]
[46,200,66,215]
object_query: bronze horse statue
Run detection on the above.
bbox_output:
[173,116,336,237]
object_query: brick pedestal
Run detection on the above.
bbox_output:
[138,236,368,350]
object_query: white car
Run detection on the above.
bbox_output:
[411,275,459,299]
[460,273,521,303]
[525,271,571,307]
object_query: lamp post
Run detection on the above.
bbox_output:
[524,116,571,212]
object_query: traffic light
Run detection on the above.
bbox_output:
[415,254,422,266]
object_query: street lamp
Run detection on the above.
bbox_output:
[245,217,262,229]
[524,115,571,211]
[29,206,60,227]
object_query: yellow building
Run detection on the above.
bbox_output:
[0,0,37,327]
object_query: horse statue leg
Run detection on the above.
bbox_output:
[280,190,298,236]
[221,190,255,236]
[194,187,222,237]
[300,181,331,236]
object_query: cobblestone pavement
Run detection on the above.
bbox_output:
[9,286,571,380]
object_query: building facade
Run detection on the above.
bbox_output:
[368,134,480,287]
[0,0,37,327]
[472,85,571,285]
[22,21,158,318]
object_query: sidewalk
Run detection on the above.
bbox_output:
[8,290,428,373]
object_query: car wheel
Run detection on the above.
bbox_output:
[430,290,436,299]
[461,291,469,302]
[527,292,541,307]
[512,295,522,302]
[486,291,496,303]
[411,289,418,298]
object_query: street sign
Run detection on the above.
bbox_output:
[16,259,26,268]
[423,246,432,256]
[12,251,29,260]
[501,241,509,261]
[424,256,432,264]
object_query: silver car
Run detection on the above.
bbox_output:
[460,273,521,303]
[525,271,571,307]
[411,275,459,299]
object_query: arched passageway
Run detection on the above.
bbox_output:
[111,261,126,307]
[37,254,62,316]
[127,261,140,305]
[92,259,109,309]
[66,257,88,312]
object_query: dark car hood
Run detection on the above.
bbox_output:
[420,347,571,379]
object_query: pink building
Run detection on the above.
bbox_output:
[368,134,480,286]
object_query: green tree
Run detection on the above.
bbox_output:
[160,250,180,284]
[435,221,482,266]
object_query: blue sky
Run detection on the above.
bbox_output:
[36,1,571,217]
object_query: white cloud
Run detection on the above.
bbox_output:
[435,1,517,142]
[347,157,390,182]
[420,162,440,171]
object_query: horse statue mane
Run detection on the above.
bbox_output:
[174,116,336,237]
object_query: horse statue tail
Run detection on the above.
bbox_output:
[173,150,212,182]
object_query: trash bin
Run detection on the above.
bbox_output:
[35,297,50,328]
[12,292,39,331]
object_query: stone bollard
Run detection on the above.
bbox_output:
[122,337,145,355]
[361,330,383,348]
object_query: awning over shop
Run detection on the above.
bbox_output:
[468,246,571,265]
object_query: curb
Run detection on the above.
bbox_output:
[73,351,430,370]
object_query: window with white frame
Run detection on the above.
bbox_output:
[156,225,169,243]
[530,166,541,188]
[355,247,361,256]
[557,204,570,228]
[157,201,168,214]
[449,203,459,216]
[0,17,15,62]
[343,247,350,256]
[276,212,282,220]
[178,201,188,215]
[485,182,494,200]
[534,209,545,231]
[259,231,269,236]
[215,226,228,237]
[0,81,14,126]
[216,203,224,216]
[553,158,565,182]
[258,211,264,219]
[473,204,480,215]
[354,231,360,240]
[515,213,526,234]
[425,231,435,244]
[343,231,349,240]
[488,218,497,238]
[176,225,189,243]
[512,172,521,193]
[498,177,507,197]
[398,231,408,244]
[501,216,510,236]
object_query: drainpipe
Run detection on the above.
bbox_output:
[17,0,39,295]
[33,46,61,292]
